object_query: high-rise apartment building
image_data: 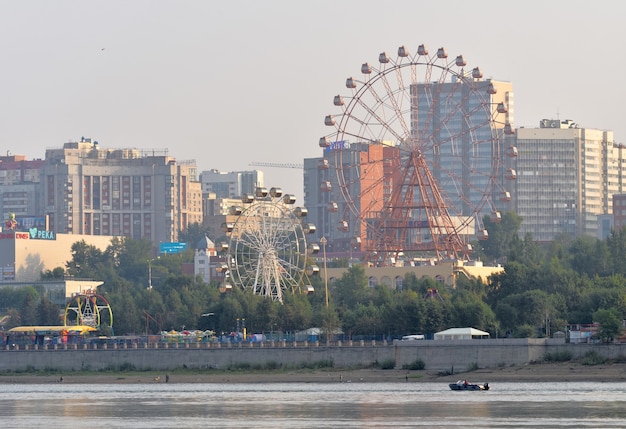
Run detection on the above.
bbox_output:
[199,169,263,199]
[413,80,515,219]
[0,155,45,222]
[42,139,202,244]
[515,119,622,241]
[304,142,395,254]
[202,195,245,241]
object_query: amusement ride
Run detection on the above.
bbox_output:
[64,289,113,330]
[219,187,318,303]
[319,44,517,266]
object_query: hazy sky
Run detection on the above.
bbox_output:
[1,1,623,201]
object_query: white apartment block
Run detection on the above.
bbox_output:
[515,119,622,241]
[199,169,263,199]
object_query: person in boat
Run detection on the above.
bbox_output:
[463,380,469,386]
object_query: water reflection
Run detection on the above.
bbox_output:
[1,382,626,428]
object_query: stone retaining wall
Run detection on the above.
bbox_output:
[1,339,624,372]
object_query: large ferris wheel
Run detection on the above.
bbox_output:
[221,187,318,303]
[319,44,517,265]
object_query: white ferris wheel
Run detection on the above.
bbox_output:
[221,187,318,303]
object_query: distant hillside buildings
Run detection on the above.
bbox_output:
[304,117,626,252]
[1,138,202,245]
[0,139,268,254]
[2,117,626,265]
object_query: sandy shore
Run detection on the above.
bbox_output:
[2,361,626,384]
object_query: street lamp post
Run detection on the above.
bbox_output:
[320,236,329,308]
[148,259,153,290]
[147,257,161,290]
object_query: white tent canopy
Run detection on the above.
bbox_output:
[295,327,343,341]
[434,327,490,340]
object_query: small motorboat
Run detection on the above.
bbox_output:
[449,380,489,391]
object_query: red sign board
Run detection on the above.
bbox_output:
[0,232,29,239]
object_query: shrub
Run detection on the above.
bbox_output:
[227,362,251,370]
[466,362,479,372]
[543,350,573,362]
[378,359,396,370]
[581,350,605,366]
[402,359,425,371]
[264,360,281,370]
[118,362,137,372]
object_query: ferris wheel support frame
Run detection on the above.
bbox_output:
[320,44,516,266]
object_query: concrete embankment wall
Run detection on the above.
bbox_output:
[1,340,625,372]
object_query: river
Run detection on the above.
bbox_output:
[1,382,625,428]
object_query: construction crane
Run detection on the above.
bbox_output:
[249,162,303,169]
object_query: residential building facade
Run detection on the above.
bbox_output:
[0,155,45,222]
[199,169,263,199]
[515,119,622,241]
[41,139,202,245]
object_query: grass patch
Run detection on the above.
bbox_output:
[225,359,334,372]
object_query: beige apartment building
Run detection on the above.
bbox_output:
[41,139,202,245]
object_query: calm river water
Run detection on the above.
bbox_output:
[1,381,625,428]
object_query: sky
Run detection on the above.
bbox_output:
[1,1,624,201]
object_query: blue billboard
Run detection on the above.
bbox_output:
[159,242,187,254]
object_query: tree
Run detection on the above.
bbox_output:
[319,305,341,342]
[332,265,369,310]
[279,293,313,332]
[422,300,448,337]
[178,222,210,248]
[606,227,626,275]
[568,236,609,277]
[66,240,105,278]
[342,303,382,338]
[481,211,523,261]
[117,238,154,283]
[4,308,21,329]
[41,267,65,280]
[384,289,425,337]
[38,296,62,325]
[18,286,39,325]
[450,290,497,332]
[593,308,623,342]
